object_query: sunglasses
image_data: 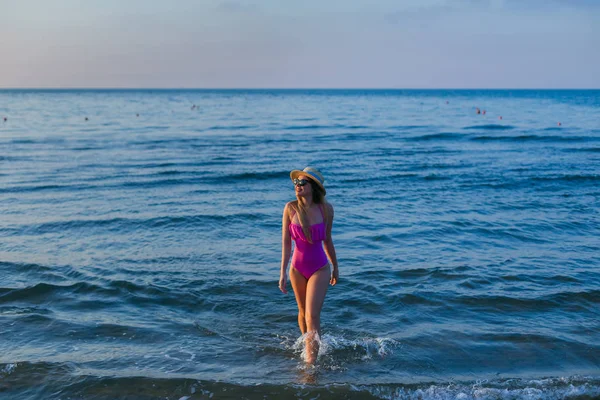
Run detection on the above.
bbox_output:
[293,178,310,187]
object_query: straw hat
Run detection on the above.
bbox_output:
[290,167,326,194]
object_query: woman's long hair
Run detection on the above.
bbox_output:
[294,180,328,243]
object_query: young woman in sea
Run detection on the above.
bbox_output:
[279,167,339,364]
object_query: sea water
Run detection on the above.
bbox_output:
[1,89,599,399]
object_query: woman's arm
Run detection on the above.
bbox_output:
[323,203,339,285]
[279,202,293,293]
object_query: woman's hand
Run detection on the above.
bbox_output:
[330,267,339,286]
[279,275,288,294]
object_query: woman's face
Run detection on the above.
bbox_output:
[295,175,313,198]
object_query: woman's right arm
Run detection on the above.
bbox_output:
[279,202,293,294]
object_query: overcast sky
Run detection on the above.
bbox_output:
[1,0,598,88]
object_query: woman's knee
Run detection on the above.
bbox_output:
[304,310,320,328]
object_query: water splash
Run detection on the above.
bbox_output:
[290,333,400,365]
[292,332,322,364]
[0,363,17,377]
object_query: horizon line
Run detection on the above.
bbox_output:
[1,87,599,91]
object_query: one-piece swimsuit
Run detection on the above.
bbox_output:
[289,205,329,279]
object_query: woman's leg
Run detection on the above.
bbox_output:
[289,266,308,334]
[304,264,330,363]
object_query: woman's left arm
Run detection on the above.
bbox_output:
[323,203,339,286]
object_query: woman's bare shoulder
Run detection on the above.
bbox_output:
[284,201,298,214]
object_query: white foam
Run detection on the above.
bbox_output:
[290,333,400,363]
[354,376,600,400]
[190,383,214,398]
[0,363,16,376]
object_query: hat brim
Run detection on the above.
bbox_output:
[290,170,326,194]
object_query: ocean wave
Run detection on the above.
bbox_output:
[1,362,598,400]
[352,266,474,286]
[337,172,445,184]
[562,147,600,152]
[389,125,431,130]
[423,174,451,181]
[407,132,464,141]
[498,273,581,285]
[1,260,56,275]
[141,125,170,130]
[2,213,267,235]
[471,134,594,142]
[210,170,289,182]
[0,278,206,314]
[8,138,37,144]
[0,282,102,303]
[120,177,207,189]
[0,305,53,317]
[154,169,187,176]
[452,289,600,312]
[0,183,85,194]
[283,124,334,130]
[355,376,600,400]
[531,174,600,183]
[0,260,93,288]
[345,125,369,129]
[463,124,515,130]
[206,124,257,131]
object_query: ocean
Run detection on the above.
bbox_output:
[1,89,599,399]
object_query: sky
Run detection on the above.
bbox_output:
[1,0,599,88]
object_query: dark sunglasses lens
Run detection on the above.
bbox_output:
[294,179,308,186]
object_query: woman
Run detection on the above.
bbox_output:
[279,167,339,364]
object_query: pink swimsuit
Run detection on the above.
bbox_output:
[289,206,329,279]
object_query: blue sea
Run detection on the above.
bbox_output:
[1,89,599,399]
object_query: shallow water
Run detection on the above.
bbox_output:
[1,89,599,399]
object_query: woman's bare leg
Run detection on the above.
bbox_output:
[304,264,330,363]
[289,266,308,334]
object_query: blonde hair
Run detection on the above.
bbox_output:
[292,180,328,243]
